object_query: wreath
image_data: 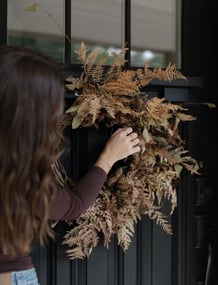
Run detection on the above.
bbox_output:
[57,42,201,260]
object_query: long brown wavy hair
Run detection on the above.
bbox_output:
[0,46,65,255]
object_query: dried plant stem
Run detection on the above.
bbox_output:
[36,3,72,45]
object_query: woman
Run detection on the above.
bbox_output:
[0,46,140,284]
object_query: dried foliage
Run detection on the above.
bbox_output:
[61,42,201,260]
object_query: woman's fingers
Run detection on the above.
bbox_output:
[112,127,133,137]
[108,127,141,158]
[116,127,140,148]
[95,127,141,173]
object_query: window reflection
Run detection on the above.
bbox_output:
[131,0,177,67]
[7,0,178,67]
[7,0,65,62]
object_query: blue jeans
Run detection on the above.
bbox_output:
[12,268,39,285]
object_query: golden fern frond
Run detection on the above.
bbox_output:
[74,41,88,63]
[65,247,87,260]
[81,50,106,85]
[111,46,127,66]
[146,97,170,120]
[148,209,173,235]
[137,63,187,87]
[117,220,135,251]
[101,93,131,116]
[84,64,105,84]
[104,47,127,82]
[134,64,156,87]
[65,76,83,91]
[63,223,100,260]
[176,112,197,122]
[98,53,110,66]
[85,49,101,65]
[156,214,173,235]
[105,65,121,83]
[164,63,187,81]
[153,63,187,82]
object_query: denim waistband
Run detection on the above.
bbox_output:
[12,268,39,285]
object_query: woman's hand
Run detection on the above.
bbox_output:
[95,127,140,173]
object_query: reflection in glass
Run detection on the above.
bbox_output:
[7,0,65,62]
[7,0,178,67]
[131,0,177,67]
[70,0,123,64]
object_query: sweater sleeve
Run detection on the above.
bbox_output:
[48,166,107,221]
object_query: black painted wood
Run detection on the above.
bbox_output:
[0,0,7,45]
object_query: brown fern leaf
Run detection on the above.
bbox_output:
[135,67,154,87]
[83,64,105,85]
[152,63,187,82]
[65,76,83,91]
[147,209,173,235]
[156,213,173,235]
[103,70,140,96]
[74,93,101,123]
[74,41,88,63]
[111,46,128,67]
[117,220,135,251]
[104,47,127,82]
[65,247,87,260]
[98,53,110,66]
[63,223,100,260]
[164,63,187,81]
[85,49,101,65]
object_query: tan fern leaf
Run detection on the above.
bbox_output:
[155,171,177,210]
[101,73,139,95]
[134,65,156,87]
[180,156,201,174]
[176,112,196,121]
[148,209,173,235]
[80,48,108,84]
[99,213,114,248]
[164,63,187,81]
[111,46,128,66]
[152,63,187,82]
[105,65,121,83]
[128,207,142,223]
[156,213,173,235]
[74,41,88,63]
[65,76,83,90]
[98,53,110,66]
[100,93,131,119]
[104,47,127,82]
[146,97,171,120]
[117,220,135,251]
[85,49,101,65]
[84,63,105,84]
[89,96,102,123]
[63,223,100,260]
[74,93,101,123]
[65,247,87,260]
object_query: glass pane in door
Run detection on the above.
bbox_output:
[7,0,65,63]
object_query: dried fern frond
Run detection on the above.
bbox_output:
[74,41,88,63]
[60,42,201,260]
[105,46,127,80]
